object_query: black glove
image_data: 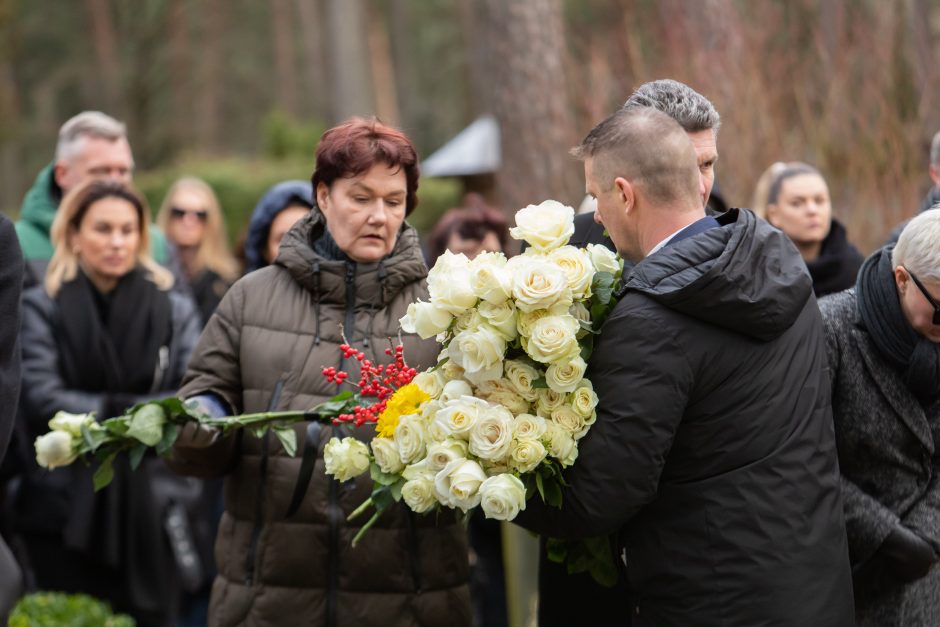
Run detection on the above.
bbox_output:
[877,525,937,584]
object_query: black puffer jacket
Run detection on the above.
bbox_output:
[516,209,855,626]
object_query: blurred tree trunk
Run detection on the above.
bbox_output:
[468,0,582,234]
[84,0,120,113]
[167,0,192,148]
[367,7,399,125]
[388,0,418,130]
[324,0,374,122]
[0,0,20,213]
[295,0,328,120]
[198,0,225,153]
[272,0,300,117]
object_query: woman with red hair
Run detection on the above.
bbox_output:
[169,118,470,626]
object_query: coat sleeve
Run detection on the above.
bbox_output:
[168,280,247,478]
[513,306,693,539]
[902,471,940,553]
[20,290,107,426]
[0,217,24,462]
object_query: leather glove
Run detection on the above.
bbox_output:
[877,525,937,584]
[175,422,223,449]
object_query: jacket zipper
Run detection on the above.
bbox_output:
[244,379,284,586]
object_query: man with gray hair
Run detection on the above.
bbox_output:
[886,129,940,245]
[516,106,854,625]
[14,111,169,286]
[571,79,723,249]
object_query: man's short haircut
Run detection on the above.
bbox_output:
[55,111,127,163]
[894,208,940,282]
[571,107,699,206]
[623,79,721,135]
[930,130,940,167]
[767,162,823,205]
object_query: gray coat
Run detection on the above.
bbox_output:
[821,289,940,626]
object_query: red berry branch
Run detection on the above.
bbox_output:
[320,343,419,427]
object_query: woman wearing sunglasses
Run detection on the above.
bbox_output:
[820,208,940,625]
[156,177,240,325]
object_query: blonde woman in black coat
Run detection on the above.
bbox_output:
[821,209,940,625]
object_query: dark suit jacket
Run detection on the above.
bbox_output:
[0,214,23,464]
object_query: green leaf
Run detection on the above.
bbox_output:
[125,404,167,446]
[370,463,401,486]
[79,423,109,453]
[371,485,395,510]
[579,334,594,362]
[251,425,268,439]
[389,478,405,502]
[93,454,116,491]
[316,390,360,417]
[128,443,147,470]
[545,538,568,564]
[272,426,297,456]
[543,474,564,508]
[102,417,130,436]
[155,423,181,456]
[535,472,546,502]
[532,377,549,389]
[430,356,449,372]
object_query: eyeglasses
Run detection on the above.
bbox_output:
[907,270,940,325]
[170,207,209,222]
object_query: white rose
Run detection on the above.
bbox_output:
[401,476,438,513]
[447,326,506,385]
[552,405,589,440]
[433,396,489,439]
[509,438,547,473]
[413,371,445,399]
[511,257,572,313]
[536,388,568,417]
[428,251,478,314]
[453,309,485,334]
[571,381,599,418]
[544,423,579,467]
[48,411,96,437]
[503,360,540,401]
[526,315,581,364]
[569,302,591,338]
[545,356,587,394]
[426,439,470,471]
[441,359,465,382]
[434,458,487,512]
[478,300,519,342]
[402,459,435,481]
[371,436,405,474]
[509,200,575,252]
[395,414,428,464]
[549,246,595,299]
[587,243,621,275]
[323,437,371,482]
[513,413,547,440]
[479,473,527,521]
[400,301,454,339]
[440,380,474,404]
[34,430,77,469]
[475,378,532,416]
[469,254,513,304]
[469,404,515,462]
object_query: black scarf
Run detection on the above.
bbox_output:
[56,266,171,394]
[807,219,864,298]
[856,246,940,402]
[55,267,176,621]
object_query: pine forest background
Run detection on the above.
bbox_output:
[2,0,940,252]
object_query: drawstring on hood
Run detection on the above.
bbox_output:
[312,260,322,345]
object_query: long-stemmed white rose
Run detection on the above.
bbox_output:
[479,473,527,521]
[446,324,506,385]
[371,436,405,474]
[545,356,588,394]
[511,257,572,313]
[427,250,477,314]
[433,396,489,439]
[434,458,487,511]
[586,242,621,275]
[509,200,575,252]
[395,413,428,464]
[549,246,595,299]
[525,315,581,364]
[35,430,78,469]
[478,300,519,342]
[468,404,514,462]
[469,252,513,305]
[324,437,371,482]
[400,300,453,339]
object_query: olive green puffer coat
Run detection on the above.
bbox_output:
[170,208,471,627]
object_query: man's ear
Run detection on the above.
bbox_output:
[930,163,940,188]
[613,176,635,213]
[53,161,69,190]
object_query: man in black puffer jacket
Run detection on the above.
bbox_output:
[515,107,854,625]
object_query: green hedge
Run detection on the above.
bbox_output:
[9,592,135,626]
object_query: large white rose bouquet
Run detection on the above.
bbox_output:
[323,200,623,552]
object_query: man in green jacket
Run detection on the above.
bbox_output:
[15,111,170,287]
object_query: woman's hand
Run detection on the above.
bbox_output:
[878,525,938,583]
[175,422,223,449]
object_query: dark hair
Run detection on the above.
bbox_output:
[767,163,823,205]
[426,194,509,262]
[67,179,148,231]
[311,117,420,214]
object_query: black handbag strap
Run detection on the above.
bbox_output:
[284,420,323,518]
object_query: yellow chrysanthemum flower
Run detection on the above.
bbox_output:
[376,383,430,438]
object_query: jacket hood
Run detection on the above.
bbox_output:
[244,180,313,272]
[275,207,428,308]
[624,209,814,341]
[15,164,61,260]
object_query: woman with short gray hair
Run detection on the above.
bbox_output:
[820,209,940,625]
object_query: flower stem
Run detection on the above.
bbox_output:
[200,410,311,429]
[351,509,384,547]
[347,496,374,523]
